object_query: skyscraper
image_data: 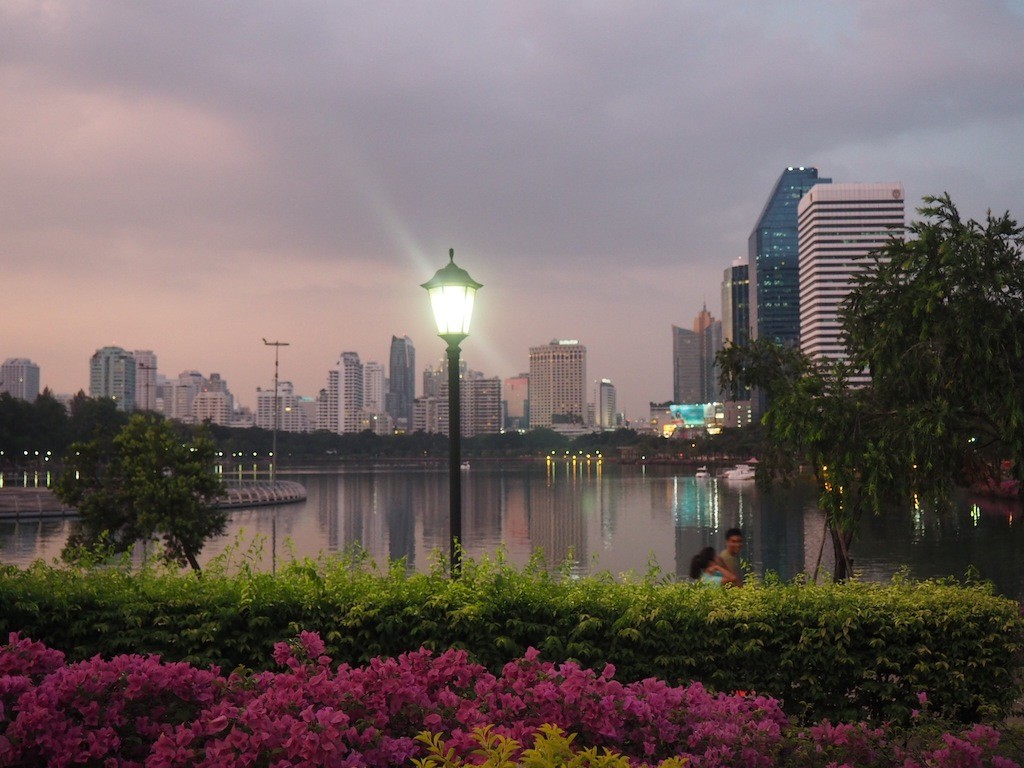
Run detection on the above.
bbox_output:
[721,260,750,348]
[700,319,723,402]
[596,379,616,430]
[673,309,721,405]
[528,340,586,429]
[338,352,364,433]
[721,260,751,402]
[386,336,415,431]
[0,358,40,402]
[133,350,158,412]
[798,182,905,373]
[749,167,831,346]
[316,353,364,434]
[671,325,701,403]
[89,346,136,411]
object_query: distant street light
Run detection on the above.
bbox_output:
[262,338,290,481]
[422,249,482,576]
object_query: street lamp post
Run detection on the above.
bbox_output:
[422,249,482,576]
[262,338,290,481]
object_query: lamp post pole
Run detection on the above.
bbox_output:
[422,249,481,577]
[446,338,463,573]
[262,338,290,481]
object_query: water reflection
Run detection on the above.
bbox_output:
[1,464,1021,599]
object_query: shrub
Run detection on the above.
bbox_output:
[1,633,1020,767]
[0,554,1020,723]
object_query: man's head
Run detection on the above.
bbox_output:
[725,528,744,555]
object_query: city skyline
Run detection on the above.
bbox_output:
[3,2,1023,419]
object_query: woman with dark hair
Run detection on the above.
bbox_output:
[689,546,738,585]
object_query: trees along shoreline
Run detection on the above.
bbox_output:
[54,414,226,572]
[718,194,1024,581]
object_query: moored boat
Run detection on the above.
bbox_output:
[721,463,756,481]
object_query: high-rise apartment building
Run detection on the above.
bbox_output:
[749,167,831,345]
[163,370,206,423]
[503,373,529,430]
[386,336,415,431]
[317,372,338,433]
[317,353,364,434]
[190,372,233,426]
[363,361,386,414]
[338,352,364,433]
[193,390,231,426]
[133,350,158,411]
[528,340,586,429]
[462,373,502,437]
[798,182,905,372]
[89,346,136,411]
[412,365,501,437]
[422,364,444,398]
[256,381,311,432]
[0,358,40,402]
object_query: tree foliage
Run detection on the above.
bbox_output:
[55,414,226,571]
[719,195,1024,580]
[843,194,1024,496]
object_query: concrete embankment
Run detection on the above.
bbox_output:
[0,481,307,520]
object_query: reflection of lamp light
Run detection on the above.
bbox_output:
[422,249,482,577]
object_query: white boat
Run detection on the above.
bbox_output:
[721,463,756,481]
[460,461,471,471]
[694,466,711,480]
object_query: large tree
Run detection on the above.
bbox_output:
[843,194,1024,498]
[56,414,227,571]
[719,195,1024,580]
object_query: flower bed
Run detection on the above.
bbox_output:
[0,631,1019,767]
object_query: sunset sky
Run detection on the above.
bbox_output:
[3,1,1023,420]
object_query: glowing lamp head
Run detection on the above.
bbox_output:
[422,249,482,341]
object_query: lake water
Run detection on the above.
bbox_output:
[2,461,1022,599]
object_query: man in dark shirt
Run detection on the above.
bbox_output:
[717,528,744,586]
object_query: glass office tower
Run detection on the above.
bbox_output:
[748,167,831,346]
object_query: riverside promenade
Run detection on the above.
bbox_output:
[0,481,307,520]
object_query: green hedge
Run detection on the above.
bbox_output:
[0,554,1020,724]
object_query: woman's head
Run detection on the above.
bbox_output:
[688,546,716,579]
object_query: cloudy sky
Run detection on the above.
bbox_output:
[3,1,1023,420]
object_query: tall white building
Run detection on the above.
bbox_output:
[412,366,501,437]
[1,358,40,402]
[317,352,365,434]
[89,346,136,411]
[133,350,158,411]
[363,361,386,413]
[339,352,364,433]
[798,182,904,371]
[193,390,232,426]
[256,381,310,432]
[163,370,206,423]
[596,378,616,431]
[528,340,587,429]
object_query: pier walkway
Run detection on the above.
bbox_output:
[0,481,307,520]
